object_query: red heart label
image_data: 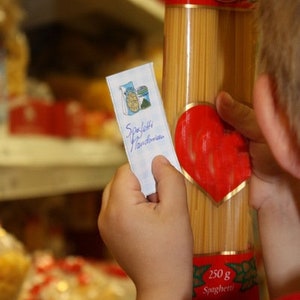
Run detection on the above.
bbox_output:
[174,104,251,204]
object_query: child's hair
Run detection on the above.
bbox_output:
[257,0,300,142]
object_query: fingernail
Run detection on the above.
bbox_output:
[155,155,170,165]
[218,92,233,107]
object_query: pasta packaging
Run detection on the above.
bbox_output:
[162,0,259,299]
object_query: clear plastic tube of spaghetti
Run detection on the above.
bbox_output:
[162,1,259,299]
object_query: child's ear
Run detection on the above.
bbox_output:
[254,74,300,179]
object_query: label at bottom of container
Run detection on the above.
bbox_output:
[193,251,259,299]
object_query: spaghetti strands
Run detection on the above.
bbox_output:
[162,1,259,298]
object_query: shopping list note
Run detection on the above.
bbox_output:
[106,63,181,196]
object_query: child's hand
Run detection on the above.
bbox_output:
[98,155,193,300]
[216,91,300,298]
[216,91,283,209]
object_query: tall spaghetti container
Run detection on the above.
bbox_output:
[162,1,259,299]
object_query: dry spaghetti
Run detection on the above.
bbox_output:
[162,3,256,254]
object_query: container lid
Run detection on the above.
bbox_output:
[164,0,256,9]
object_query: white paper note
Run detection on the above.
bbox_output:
[106,63,181,196]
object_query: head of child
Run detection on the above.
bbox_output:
[253,0,300,179]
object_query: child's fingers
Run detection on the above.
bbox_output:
[151,155,187,213]
[216,91,264,142]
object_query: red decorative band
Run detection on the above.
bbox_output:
[165,0,255,9]
[193,251,259,299]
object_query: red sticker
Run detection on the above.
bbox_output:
[193,252,259,299]
[164,0,255,9]
[174,104,251,203]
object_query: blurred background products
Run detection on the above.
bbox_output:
[0,1,164,299]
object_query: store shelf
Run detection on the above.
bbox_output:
[0,134,127,200]
[20,0,165,35]
[0,0,162,200]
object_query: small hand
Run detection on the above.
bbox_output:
[216,91,283,209]
[98,155,193,300]
[216,92,300,298]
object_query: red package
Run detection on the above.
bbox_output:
[52,101,85,138]
[9,98,53,135]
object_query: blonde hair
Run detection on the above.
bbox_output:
[257,0,300,140]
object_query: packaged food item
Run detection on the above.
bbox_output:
[0,226,30,300]
[9,98,53,135]
[0,0,29,97]
[52,100,85,138]
[5,29,29,97]
[163,1,259,299]
[19,252,136,300]
[0,0,28,133]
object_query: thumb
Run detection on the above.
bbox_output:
[216,91,263,142]
[151,156,187,211]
